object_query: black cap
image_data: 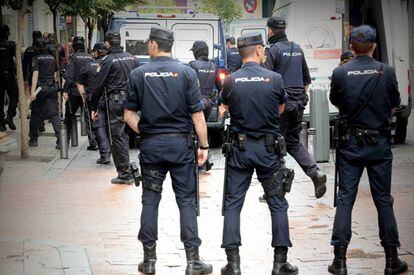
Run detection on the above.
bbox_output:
[73,36,85,45]
[350,25,376,43]
[340,50,354,61]
[93,42,106,51]
[0,24,9,39]
[267,16,286,29]
[237,32,265,49]
[146,26,174,43]
[105,32,121,46]
[190,41,208,51]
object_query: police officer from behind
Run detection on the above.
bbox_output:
[263,16,327,199]
[328,25,407,275]
[77,42,111,164]
[124,26,213,275]
[219,33,298,275]
[225,36,242,73]
[90,32,140,184]
[64,36,94,148]
[0,24,18,131]
[23,30,42,95]
[29,38,60,147]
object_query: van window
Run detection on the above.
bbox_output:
[241,28,267,41]
[170,23,215,63]
[121,23,161,56]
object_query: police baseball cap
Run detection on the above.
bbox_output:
[73,36,85,45]
[190,41,208,51]
[145,26,174,43]
[93,42,106,51]
[105,32,121,46]
[267,16,286,29]
[340,50,354,61]
[350,25,376,43]
[237,32,265,49]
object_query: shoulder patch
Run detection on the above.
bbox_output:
[101,55,108,61]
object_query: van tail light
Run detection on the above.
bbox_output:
[408,69,412,96]
[219,69,228,83]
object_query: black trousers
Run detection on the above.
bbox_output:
[29,89,60,139]
[280,98,319,178]
[222,139,292,249]
[331,135,401,248]
[107,95,131,179]
[64,94,83,138]
[89,101,110,159]
[138,135,201,248]
[0,71,18,122]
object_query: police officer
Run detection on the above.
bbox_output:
[339,50,355,65]
[29,38,60,147]
[225,36,242,73]
[328,25,407,275]
[90,32,139,184]
[23,31,42,94]
[263,16,327,199]
[0,24,18,131]
[77,42,111,164]
[219,33,297,275]
[189,40,221,171]
[63,36,94,148]
[124,26,212,275]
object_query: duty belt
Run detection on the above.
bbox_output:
[232,133,286,155]
[140,132,188,139]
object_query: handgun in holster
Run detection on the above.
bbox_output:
[130,162,142,187]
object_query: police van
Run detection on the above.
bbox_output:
[270,0,411,144]
[108,12,228,146]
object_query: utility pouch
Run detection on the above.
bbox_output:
[238,134,246,151]
[365,129,380,144]
[355,128,365,146]
[274,135,287,157]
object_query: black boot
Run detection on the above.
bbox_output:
[0,120,6,132]
[384,247,408,275]
[5,116,16,130]
[328,246,347,275]
[185,247,213,275]
[29,138,38,147]
[272,246,298,275]
[312,170,327,199]
[221,248,241,275]
[138,244,156,274]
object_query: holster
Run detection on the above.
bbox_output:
[273,135,287,156]
[237,134,246,151]
[130,161,142,187]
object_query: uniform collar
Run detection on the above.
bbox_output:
[109,47,123,53]
[151,56,173,61]
[242,61,260,67]
[355,55,373,61]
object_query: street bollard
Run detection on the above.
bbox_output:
[71,116,78,147]
[59,122,68,159]
[310,88,330,162]
[300,121,309,149]
[308,127,316,161]
[80,108,87,136]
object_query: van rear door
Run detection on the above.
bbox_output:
[166,20,218,63]
[229,19,268,41]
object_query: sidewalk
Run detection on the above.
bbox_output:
[0,117,413,275]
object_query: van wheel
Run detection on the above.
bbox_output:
[394,117,408,144]
[209,129,224,148]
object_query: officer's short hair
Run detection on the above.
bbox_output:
[151,38,173,53]
[351,40,374,55]
[226,37,236,45]
[238,46,257,59]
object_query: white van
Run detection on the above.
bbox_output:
[270,0,411,143]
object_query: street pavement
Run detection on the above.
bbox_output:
[0,118,413,275]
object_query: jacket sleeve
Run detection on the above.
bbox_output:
[90,57,112,111]
[301,50,312,86]
[63,55,75,90]
[329,67,345,107]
